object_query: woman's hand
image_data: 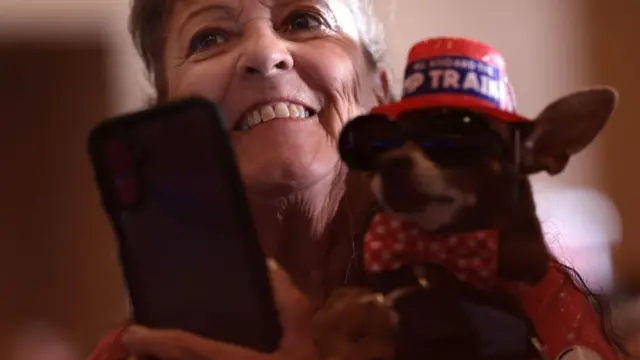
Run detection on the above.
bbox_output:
[122,259,318,360]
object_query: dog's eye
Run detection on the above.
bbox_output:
[452,114,496,135]
[397,108,499,138]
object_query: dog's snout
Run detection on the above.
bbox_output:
[379,156,414,177]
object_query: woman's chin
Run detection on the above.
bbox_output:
[231,121,340,195]
[237,154,340,196]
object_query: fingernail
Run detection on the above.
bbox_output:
[266,258,279,271]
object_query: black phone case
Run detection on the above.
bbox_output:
[87,97,282,353]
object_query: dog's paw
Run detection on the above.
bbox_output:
[313,286,396,360]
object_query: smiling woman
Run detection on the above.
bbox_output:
[128,0,391,294]
[88,0,392,359]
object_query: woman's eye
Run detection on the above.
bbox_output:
[284,12,324,31]
[187,30,227,55]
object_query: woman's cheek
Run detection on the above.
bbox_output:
[298,42,370,132]
[166,60,231,101]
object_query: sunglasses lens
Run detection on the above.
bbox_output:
[399,108,501,167]
[420,137,491,167]
[339,108,504,169]
[338,114,401,170]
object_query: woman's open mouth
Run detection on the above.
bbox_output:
[233,102,317,131]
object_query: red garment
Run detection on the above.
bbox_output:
[87,213,619,360]
[86,326,128,360]
[363,212,499,290]
[500,263,620,359]
[364,212,619,359]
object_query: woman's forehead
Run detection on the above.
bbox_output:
[173,0,359,38]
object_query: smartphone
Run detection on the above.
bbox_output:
[87,97,282,352]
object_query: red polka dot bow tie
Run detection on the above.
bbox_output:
[363,212,500,290]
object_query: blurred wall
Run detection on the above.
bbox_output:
[0,39,126,357]
[584,0,640,284]
[0,0,638,356]
[0,0,151,115]
[0,1,140,357]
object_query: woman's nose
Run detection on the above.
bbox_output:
[236,26,294,77]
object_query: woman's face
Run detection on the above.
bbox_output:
[163,0,386,194]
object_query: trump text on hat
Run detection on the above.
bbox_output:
[402,56,509,110]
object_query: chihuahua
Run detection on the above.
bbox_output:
[313,87,620,360]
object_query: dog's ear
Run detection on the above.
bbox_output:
[520,86,618,175]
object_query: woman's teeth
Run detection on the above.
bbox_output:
[239,102,313,130]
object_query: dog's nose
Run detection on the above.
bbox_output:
[379,156,414,177]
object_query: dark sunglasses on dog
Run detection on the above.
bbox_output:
[338,107,507,171]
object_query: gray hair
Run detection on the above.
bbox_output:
[347,0,387,67]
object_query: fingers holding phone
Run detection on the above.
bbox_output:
[265,259,313,352]
[121,259,319,360]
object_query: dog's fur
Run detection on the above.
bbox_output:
[313,87,619,360]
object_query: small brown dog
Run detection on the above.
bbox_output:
[314,38,621,360]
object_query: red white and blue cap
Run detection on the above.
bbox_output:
[372,37,528,123]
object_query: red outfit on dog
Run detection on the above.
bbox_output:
[363,211,620,360]
[501,264,620,359]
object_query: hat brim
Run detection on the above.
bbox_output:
[371,94,530,123]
